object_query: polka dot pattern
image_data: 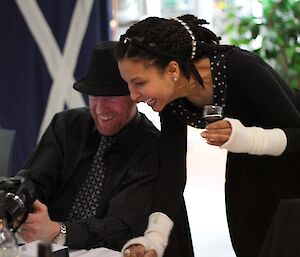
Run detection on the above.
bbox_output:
[211,51,228,108]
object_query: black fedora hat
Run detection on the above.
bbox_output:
[73,41,129,96]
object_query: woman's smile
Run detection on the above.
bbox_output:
[144,97,157,107]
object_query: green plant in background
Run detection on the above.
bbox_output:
[226,0,300,88]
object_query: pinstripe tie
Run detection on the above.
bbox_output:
[69,136,116,220]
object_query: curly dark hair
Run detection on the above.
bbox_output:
[117,14,232,85]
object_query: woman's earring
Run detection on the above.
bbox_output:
[173,77,178,82]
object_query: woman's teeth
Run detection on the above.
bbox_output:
[145,98,156,106]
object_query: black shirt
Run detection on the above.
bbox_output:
[21,108,160,251]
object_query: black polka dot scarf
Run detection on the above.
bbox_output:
[167,50,229,129]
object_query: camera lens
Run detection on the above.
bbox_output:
[5,192,26,224]
[0,175,36,228]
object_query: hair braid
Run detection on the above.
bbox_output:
[117,14,232,84]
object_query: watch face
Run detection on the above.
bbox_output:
[60,224,67,234]
[53,223,67,245]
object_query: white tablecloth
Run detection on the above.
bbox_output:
[19,240,121,257]
[70,248,121,257]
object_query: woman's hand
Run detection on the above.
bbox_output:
[124,245,157,257]
[201,120,232,146]
[205,118,286,156]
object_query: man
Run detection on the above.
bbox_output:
[16,41,194,257]
[16,41,160,251]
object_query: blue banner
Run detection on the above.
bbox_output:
[0,0,110,174]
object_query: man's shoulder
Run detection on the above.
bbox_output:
[54,107,91,122]
[139,113,160,139]
[50,107,93,132]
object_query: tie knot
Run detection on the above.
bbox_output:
[99,136,116,151]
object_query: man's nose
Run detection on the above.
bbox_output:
[95,97,107,112]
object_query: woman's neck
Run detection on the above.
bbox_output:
[176,57,214,109]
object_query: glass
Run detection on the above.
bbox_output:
[0,190,19,257]
[202,105,224,124]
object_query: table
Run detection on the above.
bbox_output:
[19,240,121,257]
[70,248,121,257]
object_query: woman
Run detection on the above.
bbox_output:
[117,14,300,257]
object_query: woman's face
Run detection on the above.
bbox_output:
[118,58,177,112]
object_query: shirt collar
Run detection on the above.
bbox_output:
[90,110,141,149]
[115,111,141,148]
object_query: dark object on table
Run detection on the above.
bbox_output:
[259,199,300,257]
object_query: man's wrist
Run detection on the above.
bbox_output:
[53,222,67,245]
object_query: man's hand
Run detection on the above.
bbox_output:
[124,245,157,257]
[17,199,60,242]
[201,120,232,146]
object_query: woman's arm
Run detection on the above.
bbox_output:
[122,108,188,257]
[209,49,300,155]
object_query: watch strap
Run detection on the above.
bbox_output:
[53,222,67,245]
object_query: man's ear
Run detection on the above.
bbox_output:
[166,61,180,80]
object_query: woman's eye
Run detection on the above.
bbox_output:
[135,82,145,87]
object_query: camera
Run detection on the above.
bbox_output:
[0,174,36,230]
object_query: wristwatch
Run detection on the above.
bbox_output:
[53,222,67,245]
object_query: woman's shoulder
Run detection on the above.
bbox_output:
[227,47,261,63]
[226,47,269,74]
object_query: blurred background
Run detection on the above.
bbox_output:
[0,0,299,256]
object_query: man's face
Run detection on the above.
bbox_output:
[89,95,137,136]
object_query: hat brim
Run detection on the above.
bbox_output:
[73,77,130,96]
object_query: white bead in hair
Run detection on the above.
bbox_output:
[173,18,197,60]
[123,36,132,44]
